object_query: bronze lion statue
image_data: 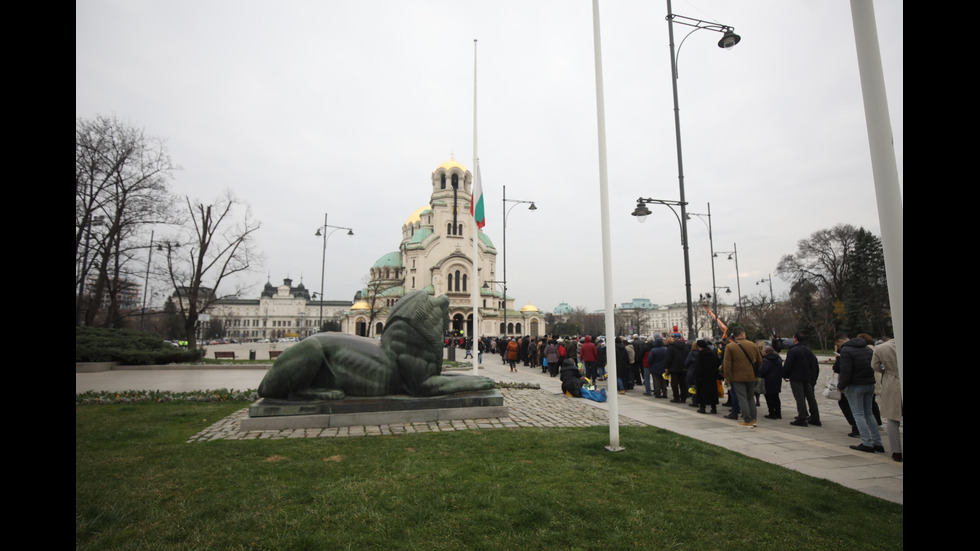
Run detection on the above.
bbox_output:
[258,291,495,400]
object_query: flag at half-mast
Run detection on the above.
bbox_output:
[471,160,486,229]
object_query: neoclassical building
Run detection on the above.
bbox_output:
[341,158,545,339]
[203,278,352,341]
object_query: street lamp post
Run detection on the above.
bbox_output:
[483,279,506,335]
[140,230,156,331]
[687,203,717,337]
[314,213,353,332]
[501,184,536,338]
[757,273,774,303]
[663,1,741,338]
[715,243,742,319]
[631,196,693,338]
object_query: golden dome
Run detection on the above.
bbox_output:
[437,158,468,172]
[520,304,540,312]
[405,205,431,225]
[351,301,371,310]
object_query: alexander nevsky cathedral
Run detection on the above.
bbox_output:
[204,159,545,342]
[340,158,545,338]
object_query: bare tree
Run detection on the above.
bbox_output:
[776,224,889,345]
[76,116,177,326]
[163,192,260,349]
[356,278,389,337]
[776,224,859,307]
[739,292,797,341]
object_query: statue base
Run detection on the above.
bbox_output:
[241,389,506,431]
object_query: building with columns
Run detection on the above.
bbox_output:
[202,278,352,341]
[341,158,545,339]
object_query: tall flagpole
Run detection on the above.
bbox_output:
[591,0,622,451]
[849,0,902,400]
[471,38,481,375]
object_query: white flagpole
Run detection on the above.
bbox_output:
[471,38,480,375]
[849,0,902,400]
[591,0,622,451]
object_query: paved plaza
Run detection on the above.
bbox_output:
[76,350,902,505]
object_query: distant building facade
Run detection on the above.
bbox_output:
[203,278,351,341]
[615,299,737,340]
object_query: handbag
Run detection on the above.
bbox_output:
[822,372,842,401]
[716,380,725,399]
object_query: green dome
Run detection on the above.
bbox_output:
[372,252,402,269]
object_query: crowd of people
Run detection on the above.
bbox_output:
[447,328,902,462]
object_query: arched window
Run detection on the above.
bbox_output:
[452,173,459,188]
[500,322,506,334]
[441,174,446,189]
[515,323,522,334]
[507,322,514,334]
[448,223,453,235]
[375,322,384,335]
[458,223,463,235]
[462,273,467,292]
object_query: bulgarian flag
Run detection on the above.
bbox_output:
[471,159,486,228]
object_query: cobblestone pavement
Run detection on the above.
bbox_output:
[187,387,645,442]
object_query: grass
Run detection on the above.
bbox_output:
[76,401,902,550]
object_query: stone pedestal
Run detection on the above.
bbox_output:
[241,389,506,431]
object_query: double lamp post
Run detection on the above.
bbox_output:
[632,2,740,341]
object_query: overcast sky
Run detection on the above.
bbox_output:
[77,0,903,313]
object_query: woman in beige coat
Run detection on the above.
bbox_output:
[872,338,902,462]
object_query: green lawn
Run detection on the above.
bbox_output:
[76,402,902,550]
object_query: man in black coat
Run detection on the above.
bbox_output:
[665,335,691,403]
[838,334,884,453]
[782,333,821,427]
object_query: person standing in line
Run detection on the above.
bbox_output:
[632,334,646,388]
[580,335,599,385]
[685,341,700,408]
[665,335,691,403]
[624,338,636,391]
[760,345,783,419]
[722,327,761,427]
[614,336,630,394]
[783,333,821,427]
[597,338,608,382]
[506,337,520,373]
[645,334,668,398]
[838,333,883,453]
[694,339,721,414]
[565,337,578,366]
[872,336,902,462]
[544,338,560,376]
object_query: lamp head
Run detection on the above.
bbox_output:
[631,201,652,222]
[718,30,741,49]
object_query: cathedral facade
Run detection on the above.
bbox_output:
[340,158,545,339]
